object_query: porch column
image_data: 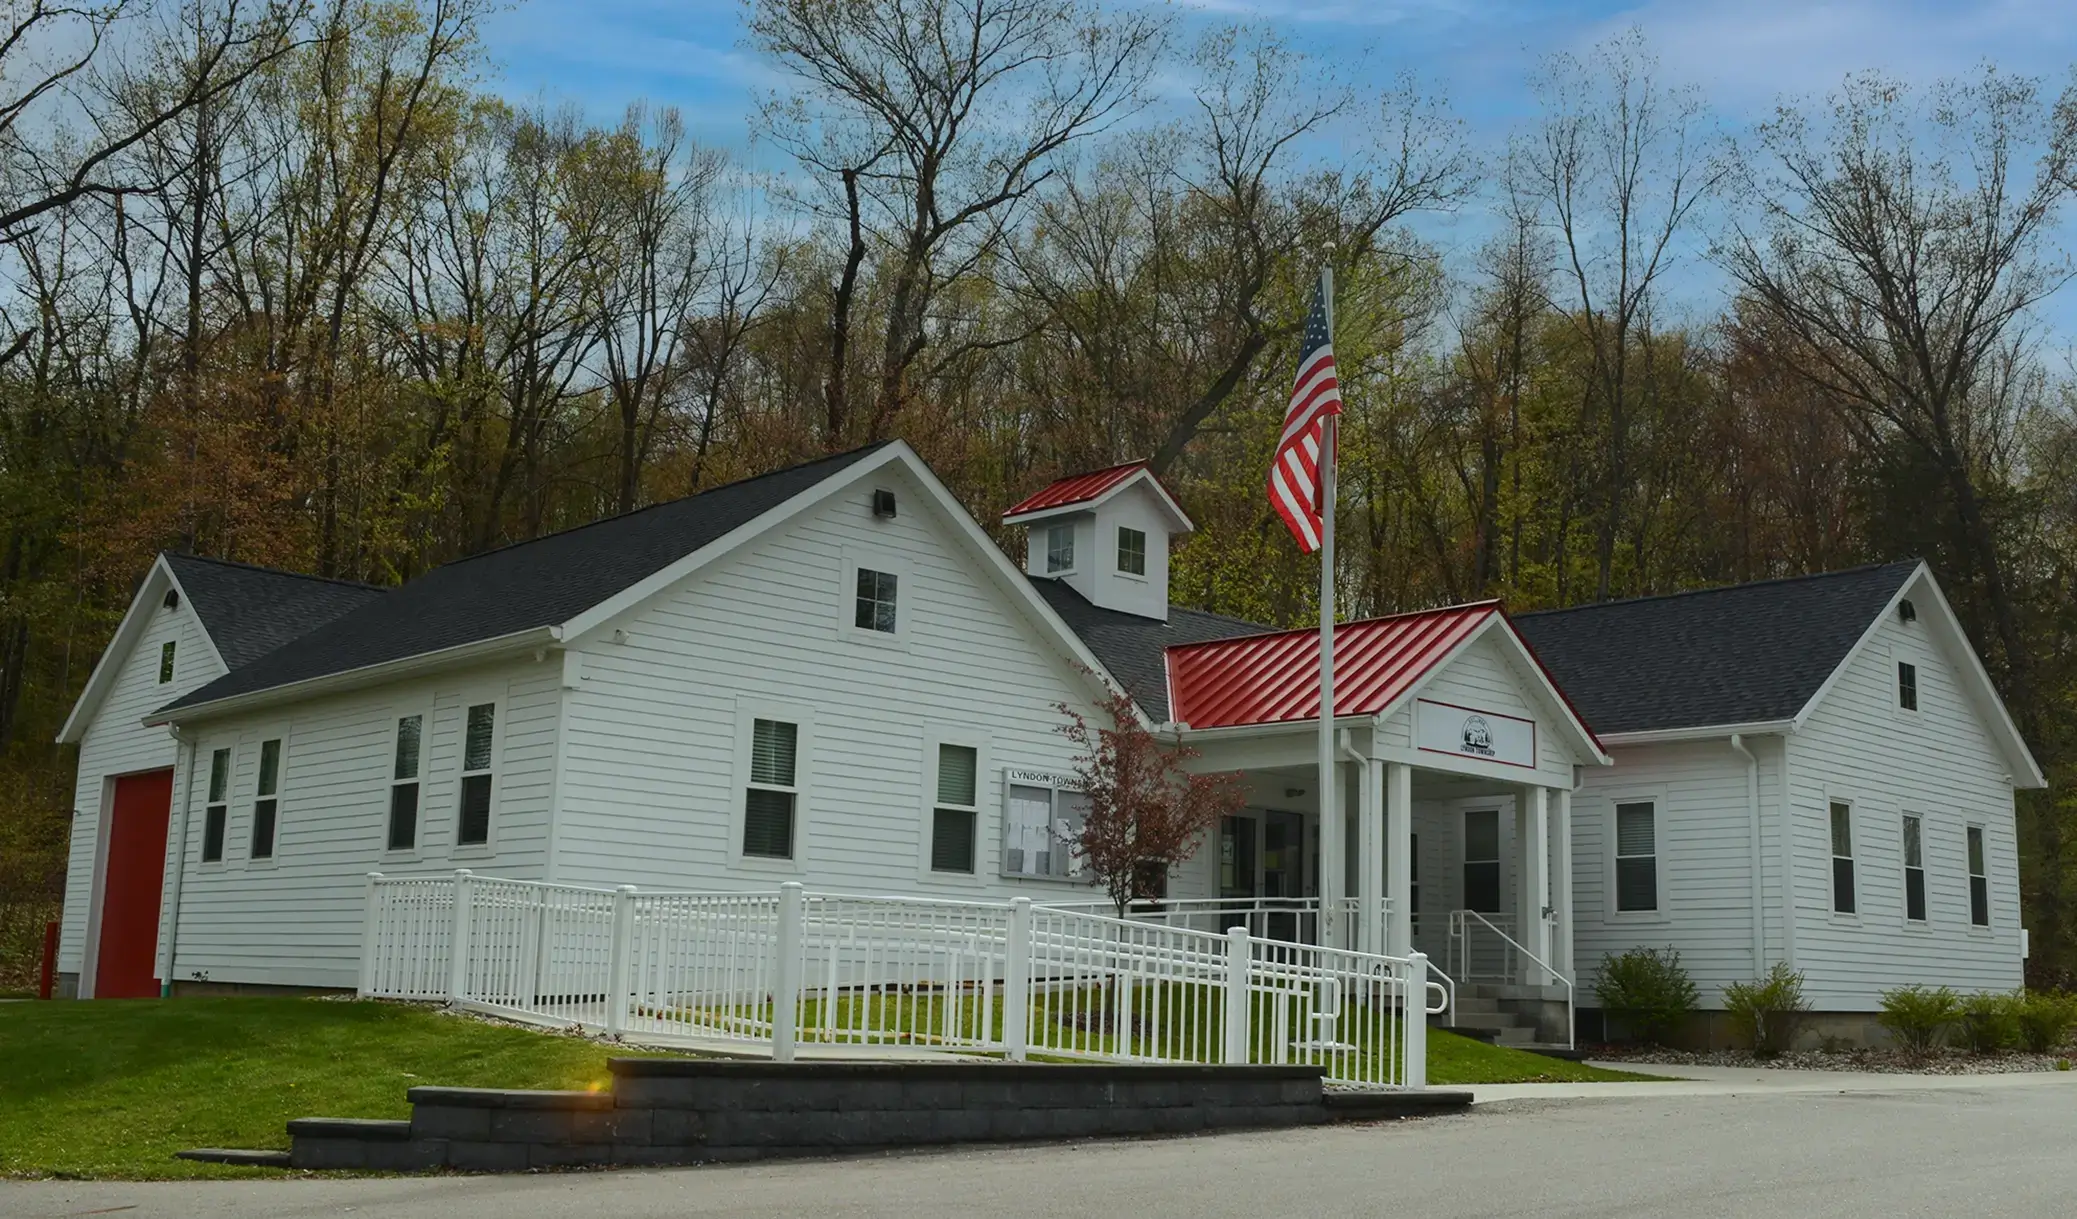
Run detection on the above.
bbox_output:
[1385,761,1413,959]
[1516,785,1552,985]
[1552,785,1575,983]
[1319,761,1345,949]
[1358,757,1384,954]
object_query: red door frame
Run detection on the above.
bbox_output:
[93,768,174,999]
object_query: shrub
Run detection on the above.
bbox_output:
[1878,985,1961,1055]
[1723,962,1810,1057]
[2014,990,2077,1054]
[1594,947,1698,1045]
[1957,991,2017,1054]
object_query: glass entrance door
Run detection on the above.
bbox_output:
[1263,809,1304,942]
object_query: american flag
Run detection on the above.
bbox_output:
[1268,273,1341,552]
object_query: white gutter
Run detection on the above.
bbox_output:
[1599,720,1797,746]
[159,727,197,997]
[143,626,561,728]
[1730,734,1764,977]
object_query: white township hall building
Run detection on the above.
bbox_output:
[56,441,2043,1048]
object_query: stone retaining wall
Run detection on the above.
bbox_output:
[281,1059,1469,1172]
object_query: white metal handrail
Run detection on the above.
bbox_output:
[1445,908,1573,1049]
[361,871,1447,1088]
[1035,895,1389,947]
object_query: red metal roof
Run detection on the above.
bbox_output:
[1001,461,1150,520]
[1165,602,1500,730]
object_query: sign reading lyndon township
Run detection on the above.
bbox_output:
[1415,699,1536,769]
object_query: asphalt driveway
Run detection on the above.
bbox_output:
[6,1072,2075,1218]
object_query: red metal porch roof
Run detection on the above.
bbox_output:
[1165,602,1500,730]
[1002,461,1149,519]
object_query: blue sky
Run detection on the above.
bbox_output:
[478,0,2077,333]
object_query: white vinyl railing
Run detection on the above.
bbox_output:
[361,870,1448,1089]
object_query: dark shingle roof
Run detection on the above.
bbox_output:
[159,444,891,714]
[1511,561,1919,736]
[1028,577,1265,721]
[164,553,386,670]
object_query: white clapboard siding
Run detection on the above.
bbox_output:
[1375,630,1581,787]
[555,463,1101,901]
[1571,737,1788,1004]
[159,659,560,988]
[1787,609,2024,1008]
[62,587,222,981]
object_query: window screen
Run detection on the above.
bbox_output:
[1615,802,1658,913]
[931,744,979,873]
[1830,801,1856,914]
[1117,527,1146,576]
[744,718,799,859]
[202,747,230,863]
[388,715,423,851]
[158,640,176,684]
[1903,815,1926,922]
[1968,826,1989,926]
[855,568,898,633]
[1046,524,1074,573]
[251,738,281,859]
[458,703,496,846]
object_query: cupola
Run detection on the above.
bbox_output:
[1002,461,1194,621]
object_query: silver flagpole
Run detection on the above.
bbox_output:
[1316,257,1339,948]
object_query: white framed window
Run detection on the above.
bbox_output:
[1967,825,1989,927]
[1045,523,1075,574]
[839,552,910,645]
[1614,801,1658,913]
[1001,772,1088,881]
[1116,526,1146,577]
[1897,660,1918,712]
[743,717,800,860]
[854,567,898,633]
[1902,813,1927,923]
[158,640,176,684]
[1830,800,1856,915]
[200,747,230,864]
[388,713,424,852]
[1461,809,1501,913]
[455,701,498,848]
[249,737,283,860]
[930,743,980,874]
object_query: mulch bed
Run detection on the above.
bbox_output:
[1590,1044,2077,1075]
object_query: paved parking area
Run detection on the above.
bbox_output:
[7,1074,2076,1218]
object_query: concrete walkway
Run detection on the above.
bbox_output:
[1467,1060,2077,1103]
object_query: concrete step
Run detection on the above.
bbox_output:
[174,1148,292,1168]
[1323,1089,1475,1121]
[1492,1026,1538,1047]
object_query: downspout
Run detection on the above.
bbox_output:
[1730,735,1763,978]
[1778,733,1797,971]
[159,727,197,998]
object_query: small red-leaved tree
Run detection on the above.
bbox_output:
[1058,686,1246,919]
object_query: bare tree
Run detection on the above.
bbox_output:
[0,0,312,248]
[751,0,1167,444]
[1514,28,1718,600]
[1719,65,2077,960]
[594,104,720,514]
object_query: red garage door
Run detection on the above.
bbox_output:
[95,769,173,999]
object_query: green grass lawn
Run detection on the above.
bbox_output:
[0,997,1646,1179]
